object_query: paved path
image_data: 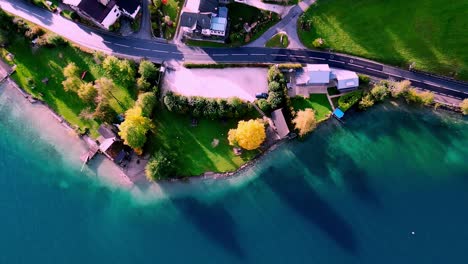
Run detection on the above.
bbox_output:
[246,0,316,48]
[234,0,292,16]
[1,0,467,101]
[132,0,153,40]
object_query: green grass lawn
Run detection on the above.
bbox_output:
[149,108,258,176]
[298,0,468,80]
[291,94,332,121]
[265,33,289,48]
[1,37,135,137]
[162,0,183,39]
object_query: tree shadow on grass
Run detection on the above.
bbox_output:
[169,197,245,259]
[261,166,359,255]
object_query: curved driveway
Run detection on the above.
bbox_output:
[1,0,467,100]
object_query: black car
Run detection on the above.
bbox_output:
[255,93,269,99]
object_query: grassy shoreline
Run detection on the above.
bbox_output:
[298,0,468,80]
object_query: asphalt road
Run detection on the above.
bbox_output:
[1,0,467,100]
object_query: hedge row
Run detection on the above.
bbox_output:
[163,92,252,119]
[184,63,303,70]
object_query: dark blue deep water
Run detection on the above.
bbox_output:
[1,91,467,263]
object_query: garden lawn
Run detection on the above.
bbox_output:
[150,108,258,177]
[298,0,468,80]
[228,3,280,46]
[1,37,135,137]
[265,33,289,48]
[162,0,183,39]
[291,94,332,121]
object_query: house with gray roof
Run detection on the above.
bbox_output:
[180,0,229,40]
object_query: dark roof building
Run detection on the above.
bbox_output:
[77,0,117,23]
[199,0,218,13]
[98,124,117,139]
[116,0,141,18]
[271,108,290,139]
[180,12,212,30]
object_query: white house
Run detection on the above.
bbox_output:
[330,69,359,91]
[64,0,140,30]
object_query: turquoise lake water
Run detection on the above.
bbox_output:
[1,93,467,263]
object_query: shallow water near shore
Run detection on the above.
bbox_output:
[1,83,468,263]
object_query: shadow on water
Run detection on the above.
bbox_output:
[293,130,381,208]
[261,166,359,255]
[169,197,245,259]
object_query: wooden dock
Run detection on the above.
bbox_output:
[80,136,100,164]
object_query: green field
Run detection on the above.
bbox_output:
[298,0,468,80]
[265,33,289,48]
[149,108,258,176]
[2,38,135,137]
[291,94,332,121]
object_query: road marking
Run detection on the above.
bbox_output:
[31,12,46,19]
[134,47,150,51]
[102,40,111,44]
[329,59,345,64]
[310,57,325,60]
[231,54,245,56]
[273,54,287,57]
[171,51,183,55]
[250,54,266,56]
[213,54,228,56]
[17,6,30,13]
[348,63,364,68]
[152,50,169,53]
[292,55,306,58]
[114,43,130,48]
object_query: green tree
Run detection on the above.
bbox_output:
[292,108,317,137]
[62,76,81,92]
[77,82,98,103]
[136,92,157,117]
[138,60,158,83]
[63,62,80,79]
[228,119,266,150]
[136,77,151,91]
[460,99,468,115]
[93,101,117,123]
[312,38,325,48]
[370,84,388,102]
[257,99,271,113]
[102,55,120,77]
[359,94,375,110]
[118,59,136,86]
[119,107,153,153]
[268,81,282,92]
[145,149,175,181]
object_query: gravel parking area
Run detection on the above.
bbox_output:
[163,67,268,102]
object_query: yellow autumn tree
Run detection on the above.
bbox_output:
[119,106,153,155]
[292,108,317,137]
[228,119,266,150]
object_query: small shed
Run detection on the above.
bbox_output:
[331,69,359,91]
[333,108,345,119]
[271,108,290,139]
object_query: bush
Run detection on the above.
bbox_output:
[460,99,468,115]
[145,149,176,181]
[268,91,285,109]
[390,80,411,98]
[358,93,375,110]
[257,99,271,113]
[267,66,283,82]
[312,38,325,48]
[292,108,317,137]
[268,81,282,92]
[370,84,388,102]
[46,34,67,47]
[25,25,44,39]
[338,90,363,111]
[358,74,371,85]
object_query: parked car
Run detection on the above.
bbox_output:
[255,93,269,99]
